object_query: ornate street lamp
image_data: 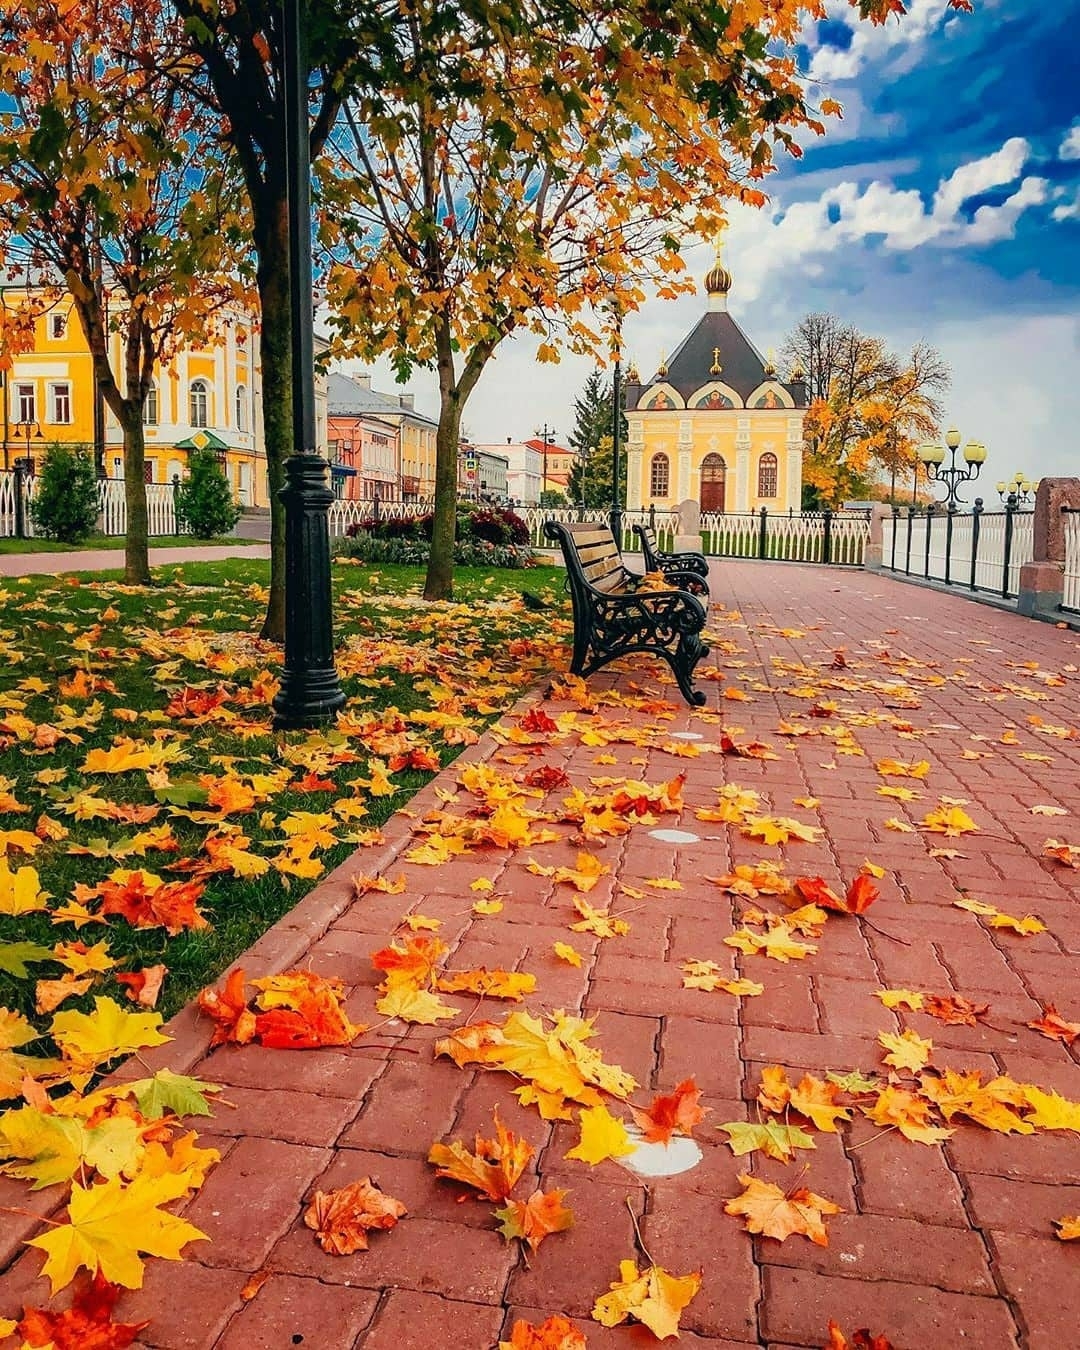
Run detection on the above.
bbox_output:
[609,303,624,546]
[917,427,987,510]
[535,424,554,506]
[271,0,346,730]
[996,472,1039,506]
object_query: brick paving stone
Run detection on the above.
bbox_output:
[339,1057,469,1156]
[965,1173,1080,1237]
[504,1306,756,1348]
[0,1178,65,1274]
[182,1138,332,1271]
[214,1275,379,1350]
[750,1127,858,1210]
[760,1267,1020,1349]
[198,1084,360,1146]
[192,1043,386,1098]
[124,1260,251,1349]
[988,1232,1080,1350]
[946,1128,1080,1183]
[657,1015,742,1096]
[360,1290,505,1349]
[846,1119,969,1227]
[755,1213,995,1294]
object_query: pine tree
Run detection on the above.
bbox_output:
[175,447,241,539]
[30,445,99,543]
[568,369,627,507]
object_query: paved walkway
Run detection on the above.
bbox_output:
[0,541,269,576]
[3,562,1079,1348]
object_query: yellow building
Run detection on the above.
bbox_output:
[626,253,806,514]
[1,289,273,506]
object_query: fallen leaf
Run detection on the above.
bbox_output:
[553,942,583,967]
[825,1321,896,1349]
[923,994,990,1027]
[428,1112,533,1201]
[878,1029,933,1073]
[565,1102,635,1164]
[500,1315,587,1349]
[1028,1004,1080,1045]
[629,1078,707,1144]
[239,1269,271,1302]
[495,1187,574,1251]
[1054,1216,1080,1241]
[875,988,924,1011]
[592,1258,702,1339]
[17,1270,149,1348]
[724,1174,841,1246]
[303,1177,407,1253]
[717,1120,816,1162]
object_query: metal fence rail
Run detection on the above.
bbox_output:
[0,470,179,539]
[881,503,1034,599]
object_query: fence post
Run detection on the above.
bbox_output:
[905,506,914,575]
[648,502,656,531]
[924,503,934,578]
[890,504,899,571]
[822,506,833,565]
[758,505,768,559]
[944,504,955,586]
[13,463,25,540]
[1002,491,1017,598]
[970,497,982,591]
[373,491,381,525]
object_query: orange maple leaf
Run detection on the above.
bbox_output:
[18,1271,148,1348]
[500,1315,588,1349]
[370,934,447,988]
[251,970,361,1049]
[495,1187,574,1251]
[196,967,256,1047]
[428,1110,534,1201]
[113,964,167,1008]
[302,1177,407,1254]
[923,994,990,1027]
[86,870,209,935]
[825,1322,896,1350]
[630,1077,708,1144]
[724,1174,841,1245]
[1028,1003,1080,1045]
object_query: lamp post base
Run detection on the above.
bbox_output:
[273,664,346,728]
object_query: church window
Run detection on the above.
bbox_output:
[650,453,670,498]
[757,452,778,498]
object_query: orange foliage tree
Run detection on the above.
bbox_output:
[783,314,950,508]
[320,0,973,599]
[0,0,249,583]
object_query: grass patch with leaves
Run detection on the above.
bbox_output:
[0,557,569,1053]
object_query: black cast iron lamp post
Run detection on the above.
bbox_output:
[609,300,623,546]
[917,427,986,510]
[271,0,346,729]
[535,425,554,506]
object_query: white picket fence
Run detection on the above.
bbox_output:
[0,470,178,539]
[1063,512,1080,612]
[881,507,1034,598]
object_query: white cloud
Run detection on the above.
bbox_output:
[806,0,954,86]
[1052,189,1080,222]
[933,137,1029,220]
[1060,123,1080,160]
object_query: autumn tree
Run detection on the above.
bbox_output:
[0,0,246,584]
[172,0,374,638]
[783,315,949,508]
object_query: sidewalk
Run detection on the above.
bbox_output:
[0,541,269,576]
[3,561,1078,1348]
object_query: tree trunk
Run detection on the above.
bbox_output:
[256,192,291,641]
[120,407,151,584]
[423,392,462,601]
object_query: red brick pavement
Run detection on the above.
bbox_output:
[4,562,1080,1348]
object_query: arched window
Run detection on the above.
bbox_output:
[757,452,778,498]
[650,453,670,498]
[143,382,158,426]
[235,383,247,432]
[189,380,210,428]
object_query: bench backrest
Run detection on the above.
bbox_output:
[544,520,628,594]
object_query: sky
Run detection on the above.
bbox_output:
[331,0,1080,491]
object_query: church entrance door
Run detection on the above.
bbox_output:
[700,454,726,513]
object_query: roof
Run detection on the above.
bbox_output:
[628,311,802,408]
[327,373,437,427]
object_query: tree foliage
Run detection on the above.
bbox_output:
[783,314,950,508]
[0,0,246,584]
[175,447,241,540]
[568,370,627,509]
[29,445,99,544]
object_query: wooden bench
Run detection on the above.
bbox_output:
[544,519,710,706]
[633,524,710,592]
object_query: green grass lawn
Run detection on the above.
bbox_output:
[0,533,261,554]
[0,557,568,1052]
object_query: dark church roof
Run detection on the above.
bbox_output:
[624,250,805,409]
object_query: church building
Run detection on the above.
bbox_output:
[625,250,806,514]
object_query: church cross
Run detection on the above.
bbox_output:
[710,347,722,375]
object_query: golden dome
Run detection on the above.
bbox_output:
[704,237,732,296]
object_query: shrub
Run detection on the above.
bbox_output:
[175,447,241,539]
[335,529,536,570]
[29,444,99,543]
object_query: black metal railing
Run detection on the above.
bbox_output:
[885,497,1033,600]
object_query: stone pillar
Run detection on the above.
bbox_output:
[1018,478,1080,616]
[865,503,891,571]
[674,497,701,553]
[786,419,804,511]
[735,431,751,513]
[676,418,693,501]
[626,445,644,510]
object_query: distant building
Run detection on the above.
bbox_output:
[523,436,577,497]
[327,372,437,500]
[626,247,806,513]
[475,439,542,506]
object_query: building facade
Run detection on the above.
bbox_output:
[626,253,806,514]
[327,373,437,500]
[475,440,542,506]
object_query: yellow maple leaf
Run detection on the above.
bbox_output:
[922,804,979,836]
[875,758,930,779]
[644,877,683,891]
[0,1008,38,1050]
[50,998,170,1071]
[724,925,816,962]
[0,858,49,916]
[875,988,924,1011]
[741,815,822,846]
[27,1172,208,1292]
[1054,1216,1080,1240]
[877,784,920,802]
[374,985,461,1025]
[1019,1085,1080,1133]
[571,896,629,939]
[403,914,442,931]
[724,1174,841,1247]
[565,1102,634,1165]
[472,898,504,915]
[878,1029,933,1073]
[553,942,583,967]
[883,817,916,833]
[592,1259,702,1339]
[862,1085,953,1144]
[470,877,495,892]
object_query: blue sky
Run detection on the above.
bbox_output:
[342,0,1080,487]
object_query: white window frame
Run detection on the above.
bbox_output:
[15,383,35,424]
[235,383,247,432]
[49,311,68,340]
[143,382,159,426]
[189,379,210,428]
[48,381,72,425]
